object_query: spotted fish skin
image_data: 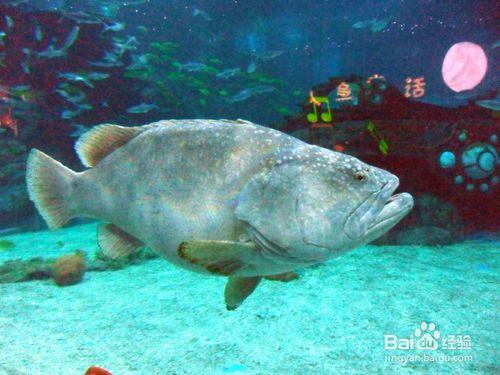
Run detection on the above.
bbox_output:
[27,119,413,278]
[73,119,304,272]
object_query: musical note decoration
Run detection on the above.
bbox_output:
[307,91,332,123]
[366,121,389,155]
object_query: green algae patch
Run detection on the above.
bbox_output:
[0,240,15,250]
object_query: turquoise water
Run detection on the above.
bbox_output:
[0,1,498,374]
[0,224,498,373]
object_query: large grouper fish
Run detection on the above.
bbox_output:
[26,119,413,310]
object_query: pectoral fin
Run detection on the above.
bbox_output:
[177,240,258,276]
[224,276,262,310]
[98,223,144,259]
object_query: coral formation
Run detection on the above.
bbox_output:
[0,247,158,284]
[0,257,52,283]
[51,253,86,286]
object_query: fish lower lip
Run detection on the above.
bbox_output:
[369,192,413,229]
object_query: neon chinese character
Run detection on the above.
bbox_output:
[336,82,352,101]
[405,77,426,98]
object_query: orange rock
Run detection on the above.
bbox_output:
[51,254,86,286]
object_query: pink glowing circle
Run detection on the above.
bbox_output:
[442,42,488,92]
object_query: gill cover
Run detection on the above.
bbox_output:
[235,159,331,262]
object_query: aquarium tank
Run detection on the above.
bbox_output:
[0,0,498,374]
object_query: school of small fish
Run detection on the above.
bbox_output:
[0,1,291,135]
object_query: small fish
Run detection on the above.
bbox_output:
[177,62,207,72]
[352,19,389,33]
[102,22,125,33]
[61,109,81,120]
[60,11,103,25]
[0,32,6,46]
[216,68,241,80]
[126,54,148,70]
[246,61,257,73]
[113,36,138,57]
[77,103,93,111]
[90,51,123,67]
[492,41,500,49]
[34,23,42,41]
[3,0,30,6]
[352,20,372,29]
[475,99,500,111]
[249,85,276,94]
[37,44,65,59]
[225,89,253,103]
[370,19,389,33]
[59,73,94,88]
[56,89,86,104]
[5,16,14,29]
[192,7,212,21]
[21,61,30,74]
[126,103,158,114]
[63,26,80,49]
[10,84,30,91]
[255,50,284,60]
[88,72,110,81]
[0,108,18,137]
[20,48,31,73]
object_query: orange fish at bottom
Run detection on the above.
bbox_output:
[85,366,112,375]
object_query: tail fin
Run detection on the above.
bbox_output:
[26,149,77,229]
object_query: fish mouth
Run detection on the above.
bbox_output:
[365,192,414,240]
[344,179,413,241]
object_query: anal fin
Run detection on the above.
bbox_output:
[225,276,262,310]
[98,223,144,259]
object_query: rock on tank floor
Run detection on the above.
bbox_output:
[0,224,498,374]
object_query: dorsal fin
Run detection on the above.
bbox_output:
[75,124,145,167]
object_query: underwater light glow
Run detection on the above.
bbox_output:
[441,42,488,92]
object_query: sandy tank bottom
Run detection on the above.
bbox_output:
[0,223,497,374]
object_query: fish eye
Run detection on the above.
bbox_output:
[354,172,366,181]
